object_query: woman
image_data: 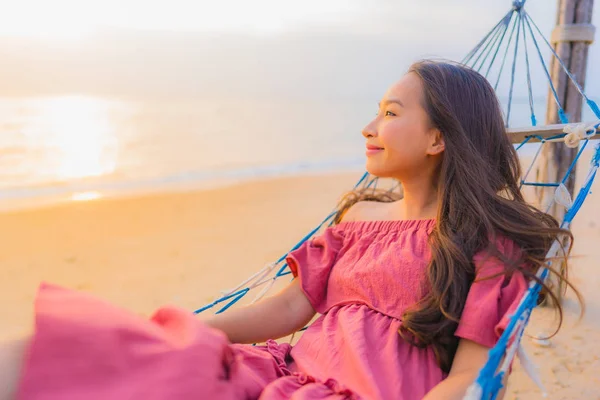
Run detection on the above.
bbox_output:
[2,60,576,400]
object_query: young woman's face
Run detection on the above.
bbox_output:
[362,73,442,181]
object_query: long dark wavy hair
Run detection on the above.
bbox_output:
[335,60,581,373]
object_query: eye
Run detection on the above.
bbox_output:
[385,110,396,117]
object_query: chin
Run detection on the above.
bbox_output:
[365,163,390,179]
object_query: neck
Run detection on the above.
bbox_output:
[395,174,438,220]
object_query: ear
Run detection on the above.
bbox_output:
[426,128,445,156]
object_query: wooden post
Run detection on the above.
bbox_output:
[535,0,595,215]
[534,0,595,306]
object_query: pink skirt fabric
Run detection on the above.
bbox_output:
[17,284,358,400]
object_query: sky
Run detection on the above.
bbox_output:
[0,0,598,102]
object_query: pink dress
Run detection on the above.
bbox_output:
[17,219,527,400]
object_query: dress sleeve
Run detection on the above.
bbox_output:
[285,227,344,313]
[454,239,529,348]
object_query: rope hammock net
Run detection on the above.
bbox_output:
[195,1,599,399]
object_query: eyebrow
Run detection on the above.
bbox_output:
[378,98,405,108]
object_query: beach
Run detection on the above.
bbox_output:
[0,162,599,398]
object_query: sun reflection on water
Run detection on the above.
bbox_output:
[71,191,102,201]
[32,95,119,181]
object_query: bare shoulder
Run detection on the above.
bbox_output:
[340,200,398,222]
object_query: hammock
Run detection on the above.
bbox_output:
[195,1,599,399]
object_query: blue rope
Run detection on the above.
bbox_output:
[561,140,590,185]
[506,11,522,127]
[565,168,597,224]
[476,14,513,73]
[587,99,600,119]
[478,142,600,393]
[462,10,513,65]
[365,176,379,189]
[194,288,250,314]
[472,14,512,72]
[521,182,560,187]
[525,11,598,112]
[512,0,527,11]
[520,9,537,126]
[546,133,567,141]
[524,134,546,142]
[493,11,521,91]
[515,135,533,151]
[563,143,600,224]
[194,208,338,314]
[476,268,548,396]
[519,139,545,190]
[282,211,337,254]
[484,12,515,78]
[216,289,250,313]
[522,12,568,123]
[354,171,370,188]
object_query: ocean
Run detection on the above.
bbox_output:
[0,94,597,211]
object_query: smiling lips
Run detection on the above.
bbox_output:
[366,144,384,156]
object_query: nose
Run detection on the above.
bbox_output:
[362,118,378,139]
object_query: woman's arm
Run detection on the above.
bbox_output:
[202,279,316,344]
[422,339,507,400]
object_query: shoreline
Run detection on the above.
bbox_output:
[0,165,366,214]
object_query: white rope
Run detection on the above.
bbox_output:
[580,148,600,190]
[499,316,528,372]
[219,261,279,298]
[554,183,573,209]
[517,344,548,397]
[562,121,599,148]
[541,120,600,147]
[251,278,278,304]
[463,383,483,400]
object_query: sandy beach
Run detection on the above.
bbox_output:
[1,160,599,398]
